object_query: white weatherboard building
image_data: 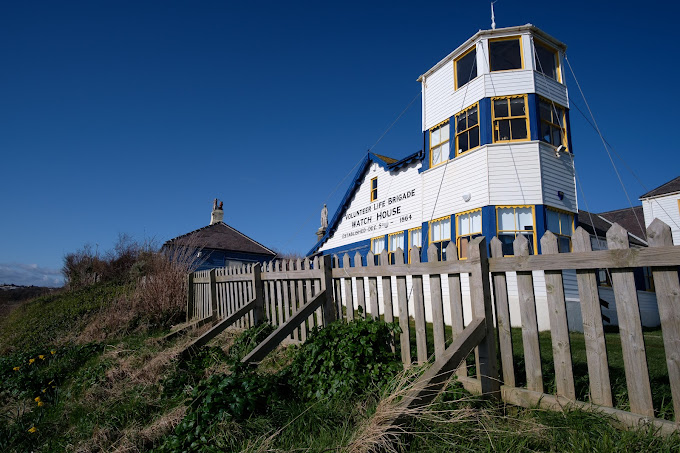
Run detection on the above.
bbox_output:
[641,177,680,246]
[308,24,594,331]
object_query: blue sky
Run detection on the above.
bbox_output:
[1,0,677,286]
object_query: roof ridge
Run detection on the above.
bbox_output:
[640,176,680,199]
[597,206,642,215]
[218,222,277,256]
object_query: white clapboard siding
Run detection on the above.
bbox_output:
[540,143,577,212]
[424,68,485,132]
[482,71,535,99]
[487,143,543,206]
[642,196,680,245]
[320,160,423,251]
[534,73,569,107]
[421,147,489,220]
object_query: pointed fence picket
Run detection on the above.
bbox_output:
[185,219,680,434]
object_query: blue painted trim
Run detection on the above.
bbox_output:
[534,204,547,254]
[528,93,539,141]
[481,205,496,256]
[307,150,424,256]
[420,220,429,262]
[479,98,492,146]
[420,131,430,172]
[565,109,574,154]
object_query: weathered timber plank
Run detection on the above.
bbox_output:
[366,251,380,320]
[411,246,428,364]
[427,245,446,360]
[298,258,307,342]
[395,248,411,366]
[331,259,477,278]
[261,269,322,281]
[319,255,337,325]
[541,232,576,400]
[354,252,367,318]
[647,219,680,423]
[275,261,284,327]
[342,253,355,322]
[186,273,195,323]
[215,273,253,282]
[313,257,323,326]
[572,228,613,406]
[446,242,467,377]
[607,224,654,417]
[380,249,395,352]
[242,290,328,365]
[514,235,543,393]
[304,258,316,330]
[490,238,514,386]
[488,246,680,273]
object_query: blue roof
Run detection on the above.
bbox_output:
[307,150,424,256]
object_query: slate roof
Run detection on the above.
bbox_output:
[639,176,680,199]
[164,222,276,256]
[597,206,646,241]
[577,209,647,247]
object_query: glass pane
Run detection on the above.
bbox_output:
[552,127,563,146]
[469,127,479,149]
[457,113,467,133]
[510,118,527,140]
[535,43,557,80]
[541,121,552,144]
[441,240,450,260]
[547,210,559,232]
[471,211,482,232]
[496,120,511,141]
[468,106,478,126]
[372,178,377,189]
[499,234,515,255]
[440,123,449,142]
[510,97,525,116]
[459,237,469,259]
[431,128,440,146]
[498,208,515,230]
[459,131,469,153]
[494,98,508,118]
[442,217,451,238]
[432,221,441,241]
[539,100,552,121]
[459,214,470,235]
[559,237,571,253]
[456,49,477,87]
[561,213,573,234]
[518,207,533,229]
[432,145,441,165]
[395,233,404,250]
[490,39,522,71]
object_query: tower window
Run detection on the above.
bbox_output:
[456,209,482,259]
[539,99,567,149]
[429,216,451,261]
[455,46,477,89]
[388,231,405,264]
[534,40,560,81]
[496,206,536,256]
[370,177,378,201]
[408,227,422,263]
[489,37,523,72]
[371,236,385,264]
[492,95,529,142]
[455,103,480,156]
[429,120,450,167]
[546,208,574,253]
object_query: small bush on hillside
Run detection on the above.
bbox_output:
[286,318,402,400]
[226,322,275,364]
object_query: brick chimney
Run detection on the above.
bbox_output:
[210,198,224,225]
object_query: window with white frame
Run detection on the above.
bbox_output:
[429,216,451,261]
[456,209,482,259]
[388,231,405,264]
[429,120,450,167]
[408,227,422,263]
[496,206,535,255]
[546,208,573,253]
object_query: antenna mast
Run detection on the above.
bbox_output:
[491,1,497,30]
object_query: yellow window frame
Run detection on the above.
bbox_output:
[370,177,378,202]
[429,215,451,261]
[387,231,405,264]
[533,39,561,82]
[407,227,421,263]
[539,97,568,151]
[455,102,480,157]
[455,208,482,260]
[488,35,524,72]
[429,119,450,168]
[495,205,537,255]
[546,207,574,252]
[454,45,477,90]
[370,236,385,263]
[491,94,531,143]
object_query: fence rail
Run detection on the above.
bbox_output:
[186,218,680,432]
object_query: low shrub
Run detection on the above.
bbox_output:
[286,318,402,400]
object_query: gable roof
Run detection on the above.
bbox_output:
[597,206,646,241]
[164,222,276,256]
[639,176,680,199]
[307,150,424,256]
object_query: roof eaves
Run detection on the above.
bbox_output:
[639,176,680,199]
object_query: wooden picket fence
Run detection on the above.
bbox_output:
[184,218,680,433]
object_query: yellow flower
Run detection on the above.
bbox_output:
[13,366,20,371]
[42,388,47,393]
[37,401,44,407]
[39,355,45,360]
[50,350,56,355]
[28,426,37,433]
[34,396,41,403]
[29,358,36,364]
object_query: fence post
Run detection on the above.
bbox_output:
[320,254,337,325]
[646,218,680,421]
[252,263,265,325]
[468,236,500,398]
[209,269,218,325]
[186,272,195,323]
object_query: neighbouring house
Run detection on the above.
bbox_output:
[640,176,680,245]
[163,199,276,271]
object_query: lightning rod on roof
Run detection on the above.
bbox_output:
[491,1,497,30]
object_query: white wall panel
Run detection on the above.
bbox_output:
[534,74,569,107]
[643,196,680,245]
[487,143,542,206]
[540,144,577,212]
